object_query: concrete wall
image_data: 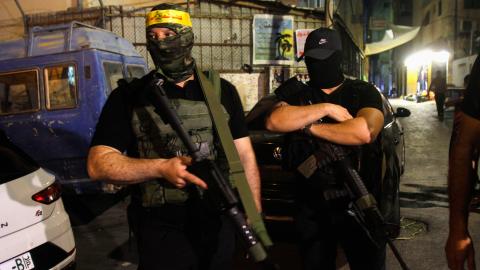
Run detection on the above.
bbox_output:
[399,0,480,93]
[412,0,480,55]
[451,54,478,87]
[221,73,267,111]
[0,0,185,41]
[414,0,455,47]
[0,0,72,19]
[0,0,73,40]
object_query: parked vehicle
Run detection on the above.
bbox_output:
[0,130,76,269]
[0,21,148,193]
[246,92,410,225]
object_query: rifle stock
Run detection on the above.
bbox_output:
[148,77,276,267]
[326,143,410,270]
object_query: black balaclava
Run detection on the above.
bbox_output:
[305,51,345,89]
[146,3,194,83]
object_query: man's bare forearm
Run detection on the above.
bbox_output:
[448,112,480,233]
[309,107,384,145]
[87,145,168,184]
[310,118,371,145]
[448,151,473,234]
[266,103,331,132]
[234,137,262,212]
[242,155,262,212]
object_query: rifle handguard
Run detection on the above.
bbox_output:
[355,194,378,211]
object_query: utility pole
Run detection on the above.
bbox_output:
[14,0,28,37]
[325,0,334,28]
[98,0,105,29]
[454,0,458,58]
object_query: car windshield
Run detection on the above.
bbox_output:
[0,132,39,184]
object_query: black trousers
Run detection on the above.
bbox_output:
[129,203,236,270]
[295,201,386,270]
[435,92,446,118]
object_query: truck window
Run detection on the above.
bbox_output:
[0,70,39,115]
[103,62,123,94]
[127,65,147,79]
[45,64,77,110]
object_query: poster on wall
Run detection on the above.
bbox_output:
[269,66,289,93]
[253,14,294,65]
[269,66,309,93]
[295,29,314,59]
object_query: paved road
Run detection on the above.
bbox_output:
[384,99,480,270]
[69,99,480,270]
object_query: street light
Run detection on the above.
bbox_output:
[404,49,450,67]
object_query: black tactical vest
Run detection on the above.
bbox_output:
[125,75,229,207]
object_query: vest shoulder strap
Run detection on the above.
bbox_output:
[196,66,273,248]
[204,69,222,99]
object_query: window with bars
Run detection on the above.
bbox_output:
[297,0,325,9]
[103,62,124,95]
[0,70,39,115]
[44,64,77,110]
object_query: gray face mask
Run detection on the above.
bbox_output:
[147,27,195,82]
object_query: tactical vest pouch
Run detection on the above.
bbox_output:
[140,181,165,207]
[140,181,190,207]
[164,187,190,204]
[297,154,318,179]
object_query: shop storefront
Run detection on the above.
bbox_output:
[403,49,450,100]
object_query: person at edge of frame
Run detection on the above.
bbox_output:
[264,27,386,270]
[86,3,262,270]
[445,55,480,270]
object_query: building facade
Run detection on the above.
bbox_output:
[1,0,366,110]
[394,0,480,96]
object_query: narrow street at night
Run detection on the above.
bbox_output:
[67,99,480,270]
[1,1,480,270]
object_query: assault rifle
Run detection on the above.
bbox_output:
[312,141,410,270]
[148,77,278,269]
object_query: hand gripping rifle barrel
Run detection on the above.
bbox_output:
[148,78,276,268]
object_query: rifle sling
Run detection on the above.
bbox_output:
[195,67,273,248]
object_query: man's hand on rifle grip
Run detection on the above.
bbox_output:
[159,156,208,189]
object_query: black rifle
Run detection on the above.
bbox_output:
[314,141,410,270]
[148,78,278,269]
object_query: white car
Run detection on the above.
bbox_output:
[0,131,76,270]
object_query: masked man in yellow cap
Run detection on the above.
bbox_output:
[87,3,262,269]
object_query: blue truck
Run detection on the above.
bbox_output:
[0,21,148,192]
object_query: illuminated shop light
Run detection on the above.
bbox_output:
[404,49,450,67]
